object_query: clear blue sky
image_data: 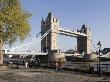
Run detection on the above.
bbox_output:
[8,0,110,51]
[20,0,110,51]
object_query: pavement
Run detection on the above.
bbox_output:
[0,65,110,82]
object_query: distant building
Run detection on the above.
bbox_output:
[102,48,110,54]
[66,49,77,54]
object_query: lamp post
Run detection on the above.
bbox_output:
[97,41,101,77]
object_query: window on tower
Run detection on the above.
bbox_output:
[56,19,57,23]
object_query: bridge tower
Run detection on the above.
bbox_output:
[77,25,92,54]
[41,13,59,62]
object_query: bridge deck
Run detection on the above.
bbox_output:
[4,51,47,55]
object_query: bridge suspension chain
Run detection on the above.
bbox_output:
[11,29,51,51]
[11,31,43,50]
[24,29,51,50]
[11,36,37,50]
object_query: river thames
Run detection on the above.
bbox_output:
[63,61,110,72]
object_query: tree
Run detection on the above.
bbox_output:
[0,0,31,64]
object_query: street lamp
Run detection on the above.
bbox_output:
[97,41,101,77]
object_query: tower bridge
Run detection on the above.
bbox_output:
[4,13,93,62]
[41,13,92,62]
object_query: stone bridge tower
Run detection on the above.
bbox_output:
[77,25,92,54]
[41,13,59,53]
[41,13,59,62]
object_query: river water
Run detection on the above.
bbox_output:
[63,61,110,72]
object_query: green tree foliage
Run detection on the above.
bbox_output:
[0,0,31,45]
[0,0,31,64]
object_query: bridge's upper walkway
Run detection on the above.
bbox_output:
[59,28,87,37]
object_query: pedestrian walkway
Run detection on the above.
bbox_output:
[0,66,109,82]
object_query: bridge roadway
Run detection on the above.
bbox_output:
[4,50,110,58]
[4,51,47,56]
[59,28,87,37]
